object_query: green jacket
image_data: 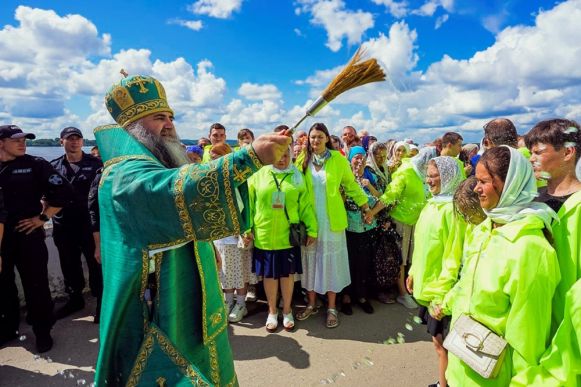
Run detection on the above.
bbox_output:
[443,215,560,386]
[423,222,473,305]
[297,150,367,232]
[512,279,581,386]
[550,190,581,332]
[94,125,262,386]
[379,163,427,225]
[408,200,466,305]
[248,166,317,250]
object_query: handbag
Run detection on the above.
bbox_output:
[443,313,508,379]
[272,172,307,247]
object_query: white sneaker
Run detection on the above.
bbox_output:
[225,301,235,314]
[246,286,257,302]
[397,294,418,309]
[228,304,248,323]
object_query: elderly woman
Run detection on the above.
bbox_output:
[388,141,410,175]
[296,123,369,328]
[247,147,317,332]
[438,146,560,386]
[365,142,402,304]
[342,146,381,315]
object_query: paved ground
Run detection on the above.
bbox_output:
[0,295,437,386]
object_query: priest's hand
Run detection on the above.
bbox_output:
[252,131,293,165]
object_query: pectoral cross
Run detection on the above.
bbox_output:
[233,165,253,183]
[156,377,167,387]
[126,75,150,94]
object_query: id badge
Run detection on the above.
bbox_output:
[272,191,285,209]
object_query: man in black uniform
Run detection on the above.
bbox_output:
[0,125,73,352]
[51,127,103,322]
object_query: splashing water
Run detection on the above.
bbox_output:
[564,127,578,134]
[77,380,87,386]
[413,316,423,324]
[405,323,413,331]
[564,141,577,149]
[539,171,552,180]
[19,335,27,341]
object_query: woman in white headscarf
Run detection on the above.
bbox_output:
[365,142,402,303]
[439,146,560,386]
[406,156,466,387]
[388,141,410,174]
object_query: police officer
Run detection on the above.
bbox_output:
[0,125,73,352]
[51,127,103,322]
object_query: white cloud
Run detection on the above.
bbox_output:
[435,14,449,29]
[294,28,305,37]
[168,18,203,31]
[296,0,581,144]
[238,83,282,101]
[296,0,375,52]
[412,0,454,17]
[188,0,243,19]
[481,11,508,34]
[371,0,409,18]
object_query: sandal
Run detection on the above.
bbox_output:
[326,308,339,329]
[266,312,278,333]
[296,305,318,321]
[283,312,295,331]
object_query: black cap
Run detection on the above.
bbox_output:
[0,125,36,140]
[60,126,83,139]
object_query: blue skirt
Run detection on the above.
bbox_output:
[252,246,302,279]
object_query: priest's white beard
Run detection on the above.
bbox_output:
[126,121,189,168]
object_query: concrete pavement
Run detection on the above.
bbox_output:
[0,294,437,386]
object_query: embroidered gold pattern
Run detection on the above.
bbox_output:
[225,374,239,387]
[112,86,135,110]
[140,249,149,329]
[156,376,167,387]
[154,79,167,100]
[193,243,227,344]
[93,123,119,134]
[208,341,220,385]
[125,75,150,94]
[210,312,223,327]
[233,164,253,183]
[126,330,154,387]
[103,154,157,170]
[154,252,163,311]
[174,165,196,240]
[117,99,172,127]
[222,156,241,234]
[246,145,264,170]
[151,325,210,386]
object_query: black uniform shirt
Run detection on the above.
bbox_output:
[0,155,73,226]
[0,187,7,224]
[50,152,102,225]
[87,168,102,232]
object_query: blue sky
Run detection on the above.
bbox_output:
[0,0,579,143]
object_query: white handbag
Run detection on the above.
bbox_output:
[443,314,508,379]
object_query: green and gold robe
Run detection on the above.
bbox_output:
[93,125,263,386]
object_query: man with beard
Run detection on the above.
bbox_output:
[94,74,290,386]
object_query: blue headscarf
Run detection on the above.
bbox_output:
[348,146,367,162]
[186,145,203,156]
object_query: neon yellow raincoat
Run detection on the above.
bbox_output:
[442,215,560,386]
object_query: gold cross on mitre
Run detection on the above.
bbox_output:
[125,75,150,94]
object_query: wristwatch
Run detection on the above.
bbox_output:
[39,213,50,222]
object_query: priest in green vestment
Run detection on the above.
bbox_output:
[94,74,290,386]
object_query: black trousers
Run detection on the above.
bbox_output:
[53,222,102,298]
[0,227,54,337]
[345,230,376,300]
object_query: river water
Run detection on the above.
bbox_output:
[27,146,94,161]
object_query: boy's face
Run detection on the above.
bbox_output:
[529,142,573,181]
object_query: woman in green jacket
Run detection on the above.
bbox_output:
[407,156,465,387]
[367,146,436,309]
[441,146,560,386]
[248,147,317,332]
[295,123,369,329]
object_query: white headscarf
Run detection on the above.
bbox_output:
[410,146,437,181]
[430,156,464,203]
[270,147,304,186]
[391,141,410,159]
[366,142,389,183]
[484,146,557,229]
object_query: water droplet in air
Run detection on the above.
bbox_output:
[19,335,27,341]
[405,323,413,331]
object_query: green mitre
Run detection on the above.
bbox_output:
[105,72,174,127]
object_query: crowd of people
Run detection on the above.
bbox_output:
[0,72,579,386]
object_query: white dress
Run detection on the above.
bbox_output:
[301,162,351,293]
[214,236,257,289]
